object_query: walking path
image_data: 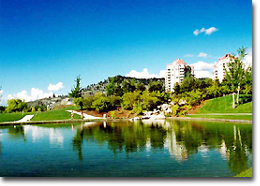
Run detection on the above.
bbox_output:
[66,110,103,119]
[15,115,34,123]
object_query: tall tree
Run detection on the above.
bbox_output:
[225,47,247,108]
[69,76,82,98]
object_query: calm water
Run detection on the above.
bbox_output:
[0,119,252,177]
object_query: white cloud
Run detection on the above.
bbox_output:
[159,70,166,78]
[6,81,64,102]
[191,61,214,78]
[205,27,218,35]
[243,48,252,68]
[126,68,158,79]
[48,82,64,92]
[193,29,200,36]
[193,27,218,36]
[10,88,53,102]
[184,54,194,58]
[0,90,3,104]
[198,52,208,58]
[7,94,14,100]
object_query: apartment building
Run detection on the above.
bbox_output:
[165,58,194,92]
[213,54,234,82]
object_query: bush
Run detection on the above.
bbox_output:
[171,104,180,116]
[31,107,36,113]
[6,99,28,113]
[239,94,252,104]
[92,95,112,112]
[0,106,5,113]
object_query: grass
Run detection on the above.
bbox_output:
[0,106,81,122]
[196,95,252,114]
[186,95,252,121]
[186,114,252,120]
[234,168,252,177]
[31,106,81,121]
[0,112,27,122]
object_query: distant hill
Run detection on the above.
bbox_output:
[82,75,165,95]
[27,75,164,107]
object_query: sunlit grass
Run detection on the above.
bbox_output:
[197,95,252,114]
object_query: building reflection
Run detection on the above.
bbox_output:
[72,120,252,174]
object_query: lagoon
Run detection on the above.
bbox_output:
[0,119,252,177]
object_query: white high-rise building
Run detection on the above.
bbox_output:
[165,58,194,92]
[213,54,234,82]
[214,53,252,83]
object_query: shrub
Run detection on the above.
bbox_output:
[92,95,112,112]
[31,107,36,113]
[6,99,28,113]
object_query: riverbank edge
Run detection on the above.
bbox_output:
[0,116,252,126]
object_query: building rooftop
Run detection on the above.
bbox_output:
[218,53,235,61]
[167,58,187,68]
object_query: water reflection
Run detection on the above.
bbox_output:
[0,120,252,176]
[72,120,252,175]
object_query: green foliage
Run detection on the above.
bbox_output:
[0,106,5,113]
[184,90,204,105]
[106,77,123,96]
[6,99,28,113]
[121,79,136,93]
[110,111,116,119]
[239,94,252,104]
[171,104,180,116]
[148,81,164,92]
[31,106,36,113]
[121,91,141,110]
[121,90,161,115]
[92,94,113,112]
[69,76,82,98]
[234,168,252,177]
[73,97,84,110]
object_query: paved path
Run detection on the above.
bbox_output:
[67,110,103,119]
[15,115,34,123]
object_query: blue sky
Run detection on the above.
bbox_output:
[0,0,252,104]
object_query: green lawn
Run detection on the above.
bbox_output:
[0,106,81,122]
[31,106,81,121]
[186,114,252,120]
[186,95,252,120]
[0,112,27,122]
[196,95,252,114]
[234,168,252,177]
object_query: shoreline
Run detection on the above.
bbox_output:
[0,116,252,126]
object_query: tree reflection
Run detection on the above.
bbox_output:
[8,125,26,141]
[72,120,252,175]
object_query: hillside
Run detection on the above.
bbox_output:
[82,75,165,95]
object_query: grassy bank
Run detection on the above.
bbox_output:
[234,168,252,177]
[0,112,27,122]
[31,106,81,121]
[186,114,252,120]
[0,106,81,123]
[186,95,252,120]
[196,95,252,114]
